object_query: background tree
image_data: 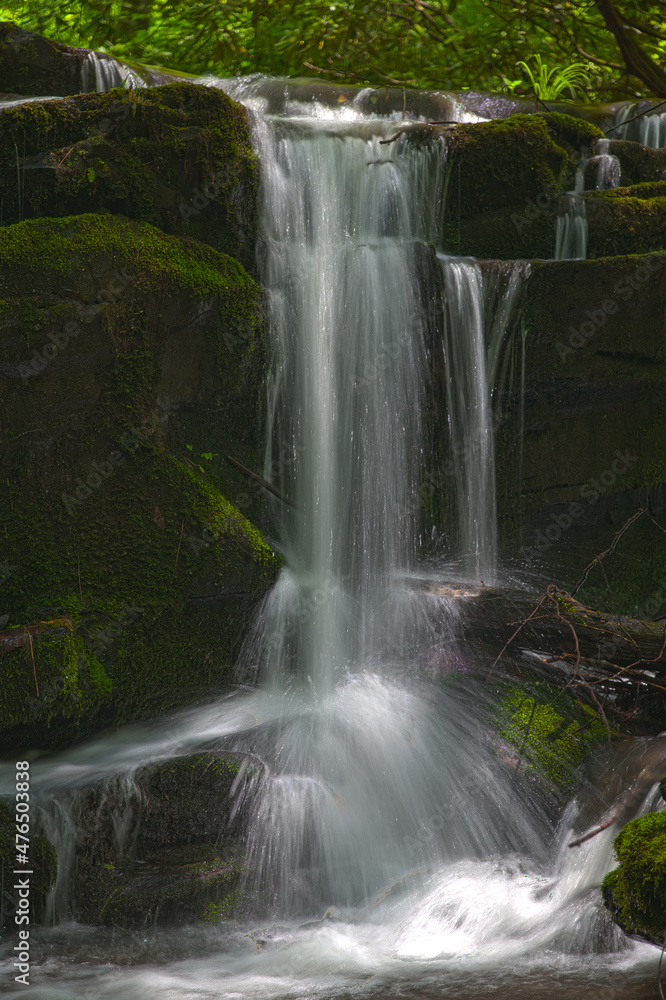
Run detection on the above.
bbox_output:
[2,1,665,99]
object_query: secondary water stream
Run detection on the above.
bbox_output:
[0,80,662,998]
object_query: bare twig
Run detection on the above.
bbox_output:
[225,455,298,509]
[604,98,666,134]
[571,507,647,597]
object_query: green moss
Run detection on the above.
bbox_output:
[537,111,603,150]
[498,685,609,800]
[602,810,666,942]
[444,114,571,222]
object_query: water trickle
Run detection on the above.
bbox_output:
[555,162,588,260]
[592,139,622,190]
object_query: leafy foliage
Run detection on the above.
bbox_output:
[515,55,592,102]
[2,1,666,99]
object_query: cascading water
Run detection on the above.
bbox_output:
[614,103,666,148]
[555,162,588,260]
[0,84,661,999]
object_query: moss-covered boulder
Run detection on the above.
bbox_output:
[72,752,251,927]
[585,182,666,258]
[0,80,258,272]
[441,113,602,258]
[602,810,666,945]
[0,214,279,748]
[0,799,58,927]
[0,22,89,97]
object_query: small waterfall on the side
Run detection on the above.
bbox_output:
[555,163,588,259]
[593,138,621,190]
[614,103,666,148]
[81,51,145,92]
[438,257,529,583]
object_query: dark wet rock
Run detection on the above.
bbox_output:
[0,22,88,97]
[0,214,278,749]
[71,752,252,927]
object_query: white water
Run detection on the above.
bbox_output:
[0,86,660,998]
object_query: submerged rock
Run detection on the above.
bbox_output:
[69,752,250,927]
[0,214,278,749]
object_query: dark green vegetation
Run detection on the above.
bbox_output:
[4,1,666,99]
[603,810,666,945]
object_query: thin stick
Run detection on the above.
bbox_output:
[485,586,554,683]
[571,508,647,597]
[77,550,83,602]
[28,631,39,698]
[174,521,184,572]
[225,455,298,509]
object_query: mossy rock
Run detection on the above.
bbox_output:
[441,113,601,258]
[496,684,609,803]
[586,183,666,258]
[0,214,279,748]
[78,842,244,928]
[0,21,89,97]
[0,799,58,927]
[602,810,666,945]
[0,80,258,272]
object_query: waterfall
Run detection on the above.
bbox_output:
[208,103,546,915]
[614,103,666,148]
[590,138,621,190]
[555,163,588,260]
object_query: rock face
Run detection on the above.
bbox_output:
[0,212,278,749]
